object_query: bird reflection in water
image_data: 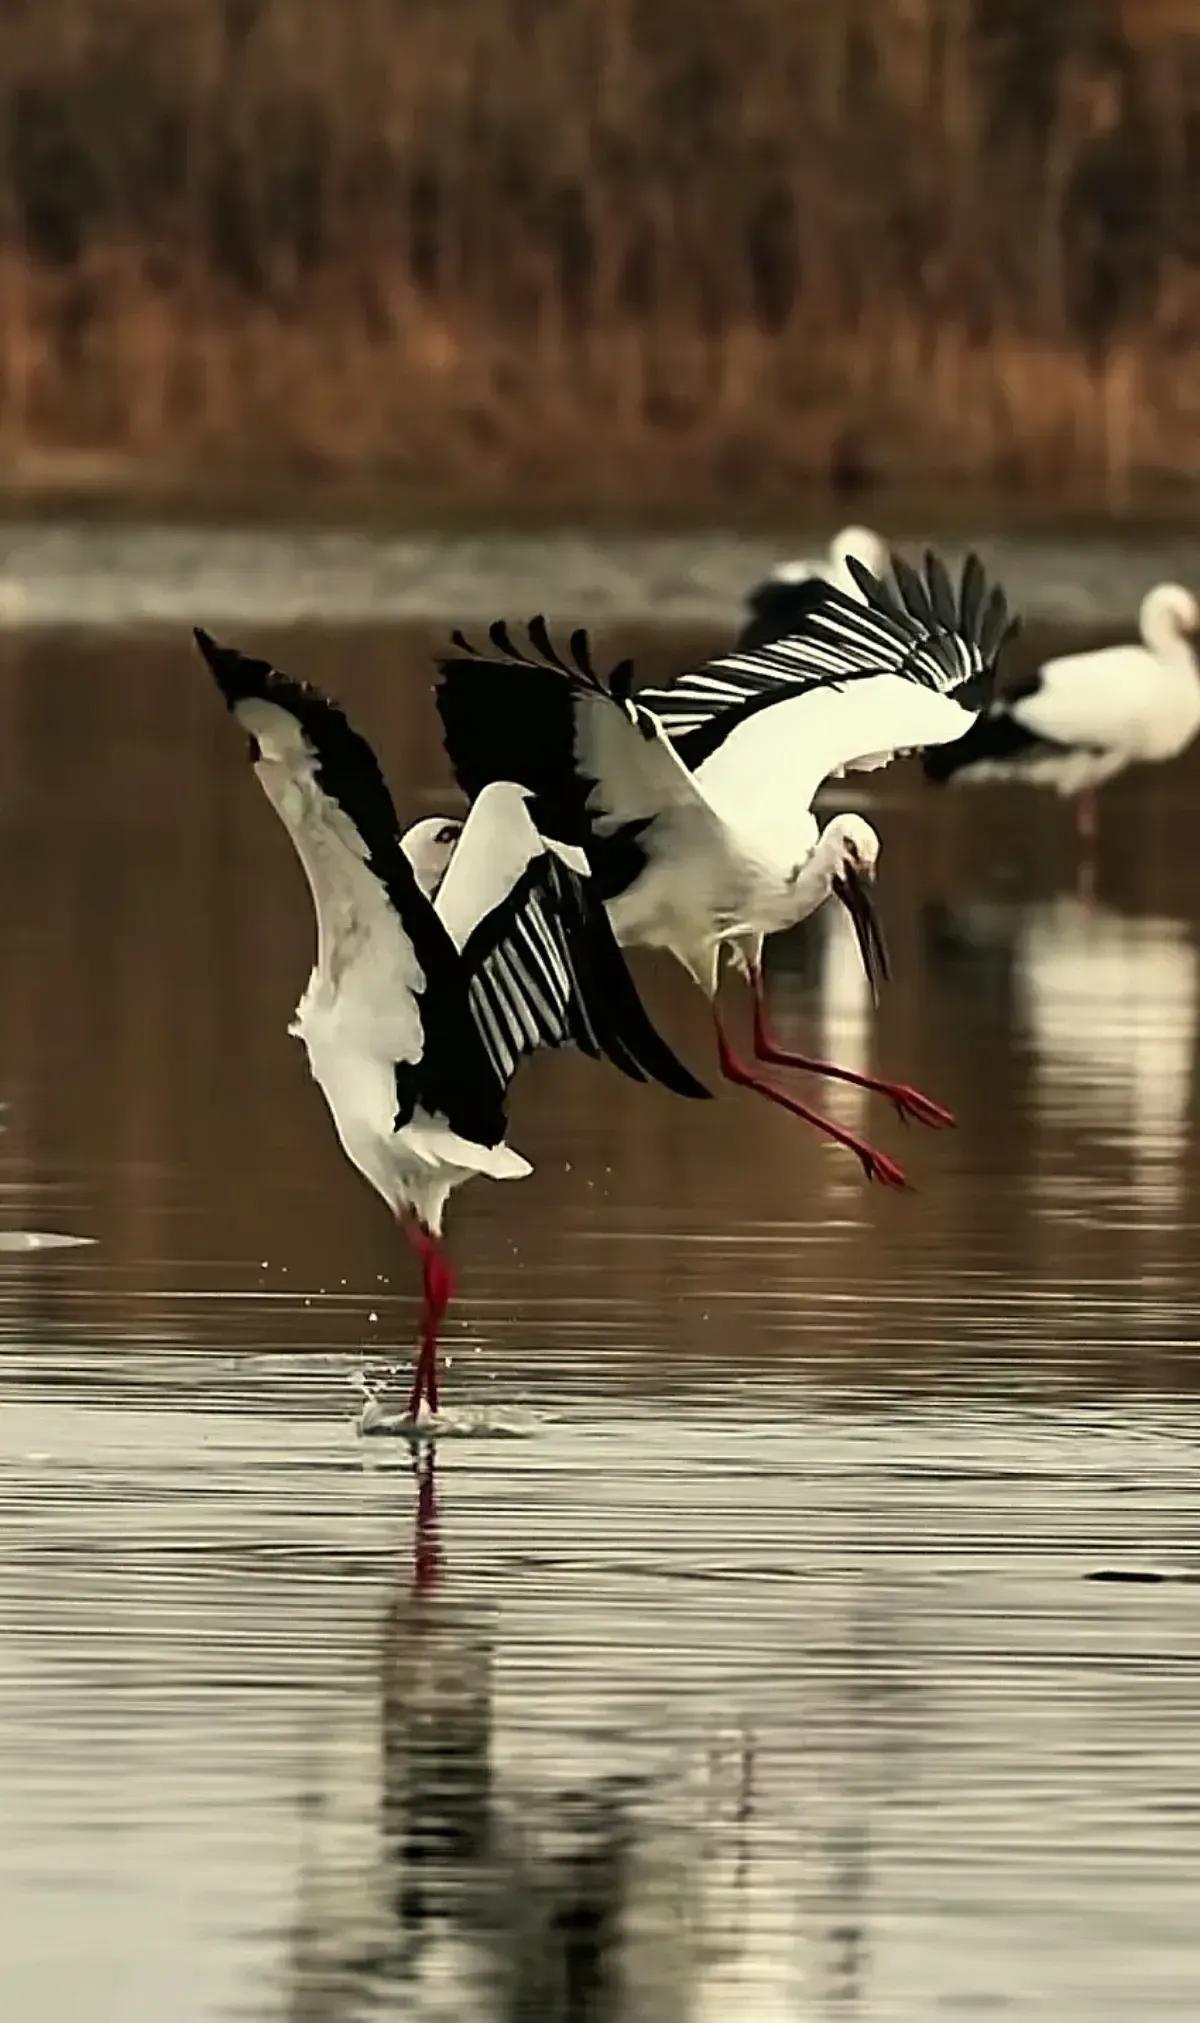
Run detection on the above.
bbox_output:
[277,1456,924,2021]
[376,1483,757,2021]
[411,1448,441,1597]
[281,1469,769,2019]
[925,891,1198,1215]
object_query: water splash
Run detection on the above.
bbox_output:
[350,1369,547,1440]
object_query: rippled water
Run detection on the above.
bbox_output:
[2,596,1200,2019]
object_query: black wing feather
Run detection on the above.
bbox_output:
[958,552,984,641]
[643,551,1020,768]
[570,627,597,682]
[609,658,635,706]
[460,852,709,1101]
[488,619,521,658]
[195,628,508,1147]
[979,584,1012,667]
[527,613,571,672]
[436,645,582,840]
[436,622,656,895]
[857,566,905,620]
[893,554,933,629]
[926,551,958,631]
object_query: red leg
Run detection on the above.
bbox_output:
[715,1016,909,1190]
[401,1218,455,1419]
[751,975,954,1130]
[1075,790,1098,846]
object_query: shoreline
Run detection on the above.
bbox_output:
[0,452,1195,541]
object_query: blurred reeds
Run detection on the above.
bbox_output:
[0,0,1196,505]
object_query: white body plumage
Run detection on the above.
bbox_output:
[930,583,1200,794]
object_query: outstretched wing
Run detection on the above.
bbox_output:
[436,782,709,1101]
[636,552,1018,827]
[436,619,727,903]
[643,552,1011,741]
[195,629,507,1147]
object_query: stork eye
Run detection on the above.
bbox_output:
[434,824,461,846]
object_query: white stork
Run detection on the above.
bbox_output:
[195,631,708,1422]
[924,582,1200,837]
[433,551,1017,1189]
[738,525,890,649]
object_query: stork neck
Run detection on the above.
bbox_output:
[1143,599,1197,668]
[781,827,842,923]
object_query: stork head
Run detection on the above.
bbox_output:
[1140,582,1200,658]
[401,816,463,900]
[824,815,888,1001]
[825,813,880,883]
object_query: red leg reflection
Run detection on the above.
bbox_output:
[412,1449,441,1594]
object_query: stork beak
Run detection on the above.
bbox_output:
[831,865,890,1004]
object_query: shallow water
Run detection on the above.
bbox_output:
[2,606,1200,2019]
[0,515,1193,628]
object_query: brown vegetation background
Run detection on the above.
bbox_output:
[0,0,1196,507]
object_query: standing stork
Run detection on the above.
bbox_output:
[196,631,708,1422]
[433,552,1017,1190]
[738,526,890,650]
[923,582,1200,839]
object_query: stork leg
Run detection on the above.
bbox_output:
[750,972,954,1129]
[714,1014,909,1189]
[1075,790,1098,846]
[401,1218,455,1420]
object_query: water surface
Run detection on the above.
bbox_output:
[0,516,1192,628]
[1,609,1199,2020]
